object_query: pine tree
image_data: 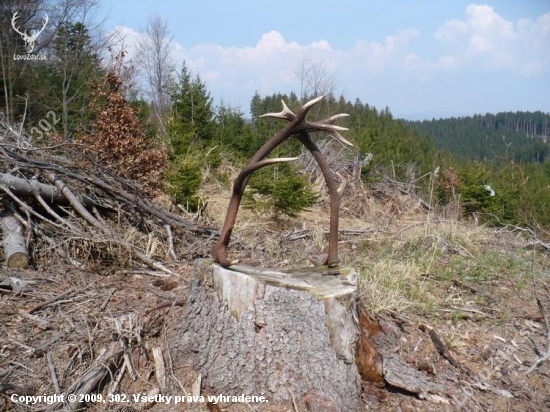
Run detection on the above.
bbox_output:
[166,62,215,210]
[170,62,214,154]
[214,103,259,161]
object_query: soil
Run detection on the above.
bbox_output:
[1,189,549,412]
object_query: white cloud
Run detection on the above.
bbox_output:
[108,5,549,115]
[435,19,468,43]
[424,4,550,74]
[112,25,419,107]
[349,29,419,74]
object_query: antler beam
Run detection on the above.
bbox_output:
[211,95,351,268]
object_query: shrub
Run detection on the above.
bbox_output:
[79,71,167,194]
[244,164,318,219]
[455,165,498,217]
[166,157,203,211]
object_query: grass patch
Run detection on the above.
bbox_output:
[356,220,544,317]
[358,258,436,314]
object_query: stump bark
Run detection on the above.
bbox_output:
[170,259,362,411]
[0,213,29,268]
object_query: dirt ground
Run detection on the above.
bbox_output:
[1,187,549,412]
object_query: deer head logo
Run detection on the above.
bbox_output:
[11,11,49,54]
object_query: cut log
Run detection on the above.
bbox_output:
[0,172,100,209]
[169,259,362,412]
[0,212,29,268]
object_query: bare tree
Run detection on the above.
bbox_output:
[105,34,138,93]
[0,0,45,123]
[294,54,336,101]
[52,0,108,139]
[134,15,175,137]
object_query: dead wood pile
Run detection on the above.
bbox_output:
[0,139,218,274]
[0,130,221,411]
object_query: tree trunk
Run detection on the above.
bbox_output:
[0,212,29,268]
[0,172,98,208]
[169,259,362,412]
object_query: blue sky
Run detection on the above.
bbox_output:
[102,1,550,119]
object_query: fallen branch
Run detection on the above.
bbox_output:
[381,175,432,211]
[419,323,474,377]
[165,224,178,261]
[44,171,176,275]
[1,184,68,230]
[1,145,217,236]
[27,288,75,314]
[47,352,61,393]
[528,239,550,251]
[147,299,186,313]
[0,171,101,209]
[45,171,113,234]
[46,341,123,411]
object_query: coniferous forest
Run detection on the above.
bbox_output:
[1,1,549,231]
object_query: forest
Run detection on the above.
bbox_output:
[1,0,549,232]
[406,112,550,163]
[2,2,550,411]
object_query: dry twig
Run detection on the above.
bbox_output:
[27,288,75,314]
[526,243,550,374]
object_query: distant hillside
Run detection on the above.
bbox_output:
[404,111,550,163]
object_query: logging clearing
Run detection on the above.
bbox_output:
[1,115,550,411]
[0,56,549,411]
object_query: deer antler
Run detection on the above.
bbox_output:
[11,12,27,38]
[33,14,49,39]
[211,95,351,268]
[260,95,352,146]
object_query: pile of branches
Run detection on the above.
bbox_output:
[0,133,218,275]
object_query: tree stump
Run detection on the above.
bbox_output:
[0,213,29,269]
[170,259,361,411]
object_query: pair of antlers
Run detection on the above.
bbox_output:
[211,95,352,268]
[12,12,49,54]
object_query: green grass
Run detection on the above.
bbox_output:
[357,254,437,314]
[354,221,546,318]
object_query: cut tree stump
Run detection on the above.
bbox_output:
[170,259,362,412]
[0,212,29,268]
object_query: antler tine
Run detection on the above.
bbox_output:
[302,95,325,111]
[255,157,299,167]
[293,95,326,121]
[310,111,352,146]
[32,14,49,39]
[323,113,350,124]
[41,14,49,31]
[328,131,354,147]
[11,12,26,36]
[259,100,295,120]
[323,124,349,132]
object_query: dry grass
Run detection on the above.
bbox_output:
[2,167,549,411]
[200,170,546,314]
